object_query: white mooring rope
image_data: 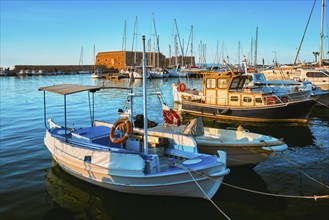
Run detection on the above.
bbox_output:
[176,162,329,201]
[174,163,231,220]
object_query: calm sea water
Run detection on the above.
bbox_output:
[0,74,328,220]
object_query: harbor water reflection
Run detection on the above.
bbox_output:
[0,75,328,219]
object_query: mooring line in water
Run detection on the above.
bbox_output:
[174,163,231,220]
[314,99,329,108]
[221,182,329,200]
[227,155,329,170]
[175,163,329,201]
[279,153,329,189]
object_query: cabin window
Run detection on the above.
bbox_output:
[230,96,239,102]
[84,156,91,163]
[255,97,263,103]
[306,72,327,78]
[217,79,229,89]
[243,97,252,103]
[206,79,216,88]
[230,78,240,89]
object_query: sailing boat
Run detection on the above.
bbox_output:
[78,46,91,74]
[39,35,229,199]
[91,44,102,79]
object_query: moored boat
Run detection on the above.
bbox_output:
[39,36,229,199]
[173,71,316,123]
[133,117,288,167]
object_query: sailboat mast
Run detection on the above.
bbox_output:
[79,46,83,69]
[142,35,148,154]
[152,13,156,68]
[174,19,184,66]
[131,16,138,65]
[254,26,258,69]
[169,44,172,66]
[319,0,325,67]
[122,19,126,51]
[157,35,160,67]
[93,44,96,72]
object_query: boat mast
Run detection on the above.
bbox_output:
[254,26,258,69]
[157,35,160,68]
[79,46,83,70]
[131,16,138,65]
[142,35,148,154]
[191,25,194,66]
[122,19,126,51]
[293,0,316,66]
[169,44,172,66]
[152,13,156,68]
[319,0,325,67]
[93,44,96,73]
[174,19,184,66]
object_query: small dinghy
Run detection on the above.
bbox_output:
[134,117,288,167]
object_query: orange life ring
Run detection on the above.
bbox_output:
[179,82,186,92]
[280,96,289,103]
[266,96,276,105]
[162,109,182,126]
[110,118,132,144]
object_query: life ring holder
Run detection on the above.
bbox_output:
[266,96,276,105]
[110,118,132,144]
[280,96,289,103]
[162,109,182,126]
[178,82,186,92]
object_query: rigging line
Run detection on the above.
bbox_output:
[174,163,231,220]
[293,0,317,66]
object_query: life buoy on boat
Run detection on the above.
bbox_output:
[280,96,289,103]
[110,118,132,144]
[266,96,276,105]
[178,82,186,92]
[162,109,182,126]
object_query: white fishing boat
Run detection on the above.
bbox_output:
[149,68,169,78]
[133,117,288,167]
[91,68,102,79]
[39,36,229,199]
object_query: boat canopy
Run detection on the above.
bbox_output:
[38,84,102,95]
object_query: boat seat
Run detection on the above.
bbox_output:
[72,126,122,148]
[165,148,197,159]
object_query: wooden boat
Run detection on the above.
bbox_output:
[39,37,229,199]
[173,71,316,123]
[133,117,288,167]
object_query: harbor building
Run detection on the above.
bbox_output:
[96,51,166,70]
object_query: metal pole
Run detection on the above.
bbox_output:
[43,91,47,128]
[64,95,67,141]
[319,0,324,67]
[142,35,148,154]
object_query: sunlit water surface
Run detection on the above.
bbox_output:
[0,75,328,220]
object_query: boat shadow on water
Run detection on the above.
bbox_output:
[44,160,329,220]
[43,162,227,220]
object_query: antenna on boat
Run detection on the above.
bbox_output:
[142,35,148,154]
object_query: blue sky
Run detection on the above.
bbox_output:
[1,0,328,69]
